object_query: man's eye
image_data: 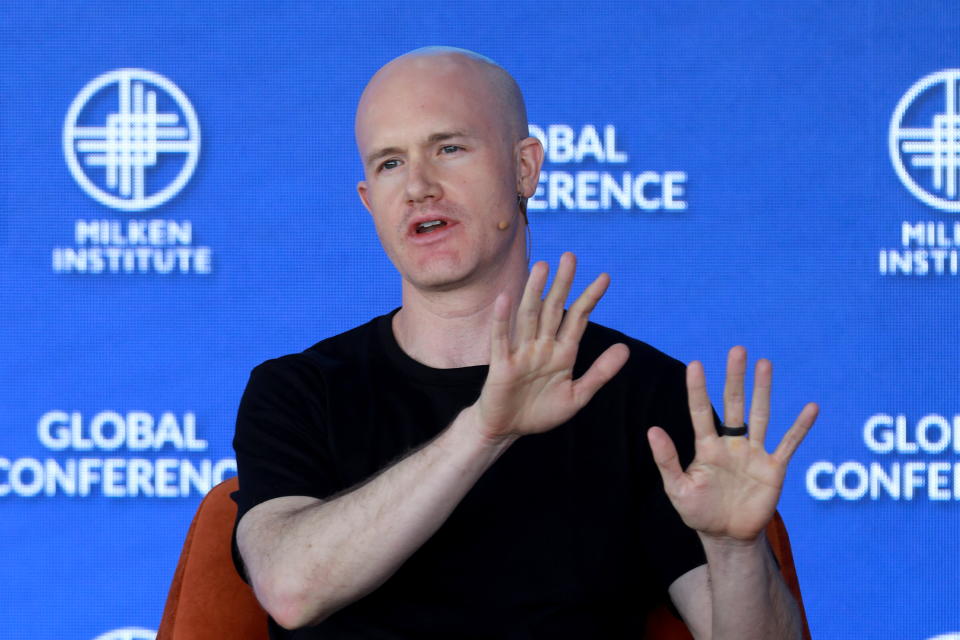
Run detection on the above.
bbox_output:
[440,145,462,154]
[380,159,400,171]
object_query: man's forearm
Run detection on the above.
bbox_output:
[238,405,514,629]
[700,532,803,640]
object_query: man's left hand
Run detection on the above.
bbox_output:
[647,346,818,542]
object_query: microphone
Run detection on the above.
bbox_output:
[498,192,527,230]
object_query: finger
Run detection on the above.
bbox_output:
[647,426,685,491]
[490,292,511,362]
[571,343,629,408]
[538,252,575,340]
[722,346,747,430]
[772,402,819,464]
[686,361,717,441]
[747,358,772,446]
[516,261,548,344]
[556,272,610,345]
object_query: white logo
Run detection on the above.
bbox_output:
[889,69,960,212]
[63,69,200,211]
[91,628,156,640]
[927,635,960,640]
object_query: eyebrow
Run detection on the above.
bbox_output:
[364,130,471,168]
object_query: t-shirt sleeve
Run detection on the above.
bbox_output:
[230,356,341,578]
[637,356,709,593]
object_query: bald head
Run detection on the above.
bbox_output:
[353,47,545,293]
[355,47,529,154]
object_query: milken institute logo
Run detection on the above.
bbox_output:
[889,69,960,213]
[92,627,156,640]
[63,69,200,211]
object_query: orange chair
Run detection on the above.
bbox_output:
[158,476,268,640]
[158,477,811,639]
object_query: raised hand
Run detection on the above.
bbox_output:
[647,347,819,541]
[475,252,630,442]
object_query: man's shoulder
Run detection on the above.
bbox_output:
[248,313,388,387]
[580,322,692,428]
[582,321,686,379]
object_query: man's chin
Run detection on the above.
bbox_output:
[405,273,471,293]
[402,260,475,293]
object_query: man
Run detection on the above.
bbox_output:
[232,47,819,639]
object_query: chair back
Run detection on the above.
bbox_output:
[157,476,268,639]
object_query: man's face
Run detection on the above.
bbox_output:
[356,56,525,292]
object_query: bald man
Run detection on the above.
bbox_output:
[232,47,818,639]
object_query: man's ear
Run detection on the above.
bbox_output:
[515,136,545,198]
[357,180,373,215]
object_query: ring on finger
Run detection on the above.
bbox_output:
[718,422,748,437]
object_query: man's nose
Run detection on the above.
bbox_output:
[404,160,441,203]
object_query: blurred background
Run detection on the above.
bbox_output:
[1,1,958,638]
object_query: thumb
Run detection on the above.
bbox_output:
[647,426,684,490]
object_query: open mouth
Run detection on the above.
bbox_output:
[415,220,448,234]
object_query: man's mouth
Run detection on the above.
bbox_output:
[415,220,448,234]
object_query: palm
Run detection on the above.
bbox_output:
[477,253,629,440]
[648,348,818,542]
[481,341,581,435]
[663,434,787,540]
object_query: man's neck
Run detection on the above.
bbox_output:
[393,257,528,370]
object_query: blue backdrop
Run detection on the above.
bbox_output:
[1,2,958,638]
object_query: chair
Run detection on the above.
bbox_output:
[157,476,268,639]
[158,477,811,639]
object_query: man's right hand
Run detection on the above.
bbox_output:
[475,252,630,443]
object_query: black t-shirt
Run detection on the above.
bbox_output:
[232,310,705,639]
